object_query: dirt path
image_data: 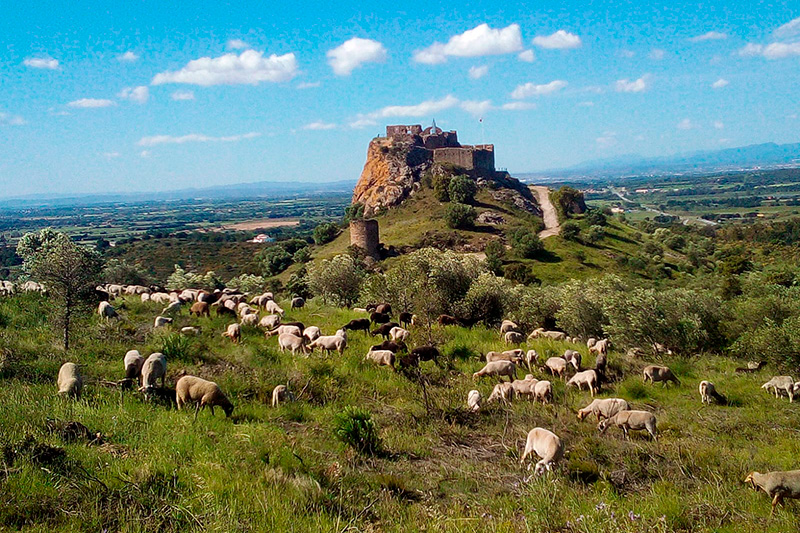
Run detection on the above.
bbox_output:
[530,185,560,239]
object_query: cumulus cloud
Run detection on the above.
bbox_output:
[297,81,321,89]
[689,31,728,42]
[0,112,26,126]
[349,118,378,129]
[68,98,115,108]
[413,23,523,64]
[773,17,800,40]
[518,49,535,62]
[367,95,460,118]
[468,65,489,79]
[712,78,729,89]
[649,48,665,60]
[677,118,693,130]
[227,39,250,50]
[510,80,568,99]
[137,132,261,146]
[501,101,536,111]
[614,75,649,93]
[460,100,493,116]
[532,30,582,50]
[739,42,800,59]
[117,51,139,62]
[117,86,149,103]
[151,50,298,86]
[327,38,387,76]
[23,57,59,69]
[302,121,337,130]
[171,90,195,101]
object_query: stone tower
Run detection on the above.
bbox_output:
[349,219,380,260]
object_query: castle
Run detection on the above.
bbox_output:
[383,123,495,173]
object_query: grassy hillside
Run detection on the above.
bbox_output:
[1,292,799,531]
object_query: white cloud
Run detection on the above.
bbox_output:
[614,75,649,93]
[137,132,261,146]
[0,112,26,126]
[518,49,535,62]
[690,31,728,42]
[468,65,489,79]
[511,80,568,99]
[501,101,536,111]
[413,23,522,64]
[23,57,59,70]
[117,51,139,62]
[327,37,387,76]
[714,121,724,129]
[171,90,195,101]
[68,98,115,108]
[619,49,636,58]
[711,78,729,89]
[297,81,321,89]
[532,30,581,50]
[739,42,800,59]
[649,48,665,60]
[140,150,151,158]
[677,118,693,130]
[302,121,337,130]
[103,152,121,158]
[460,100,493,116]
[774,17,800,40]
[349,118,378,129]
[596,134,617,148]
[151,50,298,86]
[227,39,250,50]
[117,86,149,103]
[367,95,460,118]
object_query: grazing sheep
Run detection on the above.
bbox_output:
[520,428,565,475]
[366,349,395,369]
[563,350,581,371]
[598,410,658,441]
[545,357,568,379]
[240,313,259,327]
[370,312,391,326]
[744,470,800,516]
[510,379,537,400]
[162,301,182,316]
[410,345,439,364]
[486,351,523,365]
[342,318,371,334]
[371,322,400,339]
[278,333,307,355]
[371,340,406,354]
[590,338,609,356]
[139,353,166,392]
[587,338,597,349]
[542,330,566,341]
[643,365,680,386]
[437,314,459,326]
[487,381,514,404]
[567,369,599,396]
[594,352,608,374]
[176,375,234,419]
[527,328,545,340]
[272,384,293,407]
[699,380,727,405]
[534,380,553,404]
[389,326,410,342]
[57,362,83,398]
[399,312,413,328]
[265,300,284,316]
[215,304,236,318]
[736,361,766,373]
[189,301,210,317]
[98,301,118,321]
[525,349,539,369]
[307,334,347,355]
[375,303,392,315]
[266,325,302,338]
[473,361,516,381]
[762,376,796,402]
[154,316,173,328]
[181,326,201,336]
[260,314,281,330]
[303,326,321,342]
[500,320,519,334]
[222,323,241,343]
[124,350,145,386]
[577,398,630,422]
[291,297,305,310]
[467,390,482,412]
[504,331,525,345]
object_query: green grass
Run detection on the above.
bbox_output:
[1,293,800,531]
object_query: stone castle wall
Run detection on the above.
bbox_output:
[349,219,379,259]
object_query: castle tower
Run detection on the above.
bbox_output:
[349,219,380,260]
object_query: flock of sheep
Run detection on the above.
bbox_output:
[40,282,800,516]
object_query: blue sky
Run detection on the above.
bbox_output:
[1,0,799,196]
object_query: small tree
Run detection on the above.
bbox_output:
[445,203,476,229]
[259,246,293,276]
[584,225,606,244]
[561,222,581,241]
[510,230,543,259]
[433,174,453,202]
[448,175,478,204]
[307,254,364,306]
[551,186,586,219]
[484,240,505,275]
[313,222,340,245]
[17,229,103,351]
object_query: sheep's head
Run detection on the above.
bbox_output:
[534,461,548,476]
[223,403,234,417]
[577,410,588,421]
[744,472,758,489]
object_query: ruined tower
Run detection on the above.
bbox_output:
[349,219,380,260]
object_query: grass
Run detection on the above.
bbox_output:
[1,293,800,531]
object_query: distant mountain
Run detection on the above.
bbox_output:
[518,142,800,182]
[0,179,358,208]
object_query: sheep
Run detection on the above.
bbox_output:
[57,362,83,398]
[545,357,568,379]
[189,301,210,317]
[409,345,439,366]
[181,326,201,336]
[762,376,795,401]
[486,351,522,365]
[563,349,581,371]
[534,380,553,404]
[98,301,118,321]
[240,313,259,327]
[594,352,608,374]
[643,365,680,386]
[162,301,182,316]
[399,312,413,328]
[577,398,630,422]
[150,292,172,304]
[520,428,565,475]
[222,323,241,343]
[139,353,166,392]
[290,297,305,310]
[371,322,400,339]
[437,314,459,326]
[272,384,294,407]
[154,316,173,328]
[744,470,800,516]
[473,361,516,381]
[370,311,391,326]
[567,369,599,396]
[598,410,658,441]
[238,304,257,318]
[510,379,537,400]
[699,380,727,405]
[266,325,302,338]
[525,349,539,369]
[342,318,371,334]
[176,375,234,419]
[141,293,151,303]
[590,338,609,356]
[307,334,347,355]
[504,331,525,345]
[371,340,406,354]
[278,333,307,355]
[487,381,514,404]
[736,361,766,373]
[467,390,482,412]
[335,328,347,341]
[265,300,284,316]
[123,350,145,386]
[303,326,321,342]
[389,326,410,342]
[542,330,566,341]
[366,349,395,369]
[260,314,281,330]
[500,320,519,334]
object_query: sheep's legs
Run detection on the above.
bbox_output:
[194,402,201,421]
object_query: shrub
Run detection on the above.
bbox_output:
[333,407,381,455]
[551,186,585,219]
[561,222,580,241]
[444,203,476,230]
[484,240,505,275]
[584,225,606,244]
[510,230,543,259]
[159,333,193,362]
[259,247,293,276]
[433,174,453,202]
[344,203,364,223]
[503,263,539,285]
[448,175,477,204]
[313,222,340,245]
[585,210,607,226]
[227,273,268,293]
[307,254,364,307]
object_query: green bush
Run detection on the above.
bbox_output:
[448,175,477,204]
[584,225,606,244]
[444,203,476,229]
[503,263,539,285]
[433,174,453,202]
[333,407,381,455]
[510,230,543,259]
[159,333,193,362]
[313,222,340,245]
[561,222,581,241]
[484,241,505,276]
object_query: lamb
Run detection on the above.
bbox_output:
[399,312,413,328]
[222,323,241,343]
[487,381,514,403]
[307,334,347,355]
[473,361,516,381]
[534,380,553,404]
[342,318,371,334]
[643,365,680,386]
[563,350,581,371]
[500,320,519,334]
[744,470,800,516]
[181,326,201,336]
[467,390,482,412]
[365,349,395,369]
[303,326,321,342]
[567,369,599,396]
[123,350,145,386]
[240,313,259,327]
[176,375,234,419]
[577,398,630,422]
[486,351,523,365]
[265,300,284,316]
[504,331,525,345]
[699,380,727,405]
[545,357,568,379]
[266,325,302,338]
[520,428,565,475]
[98,301,118,321]
[590,338,609,356]
[272,384,294,407]
[139,352,166,392]
[762,376,796,402]
[389,326,410,342]
[278,333,307,355]
[189,301,210,317]
[290,297,305,310]
[260,314,281,330]
[598,410,658,441]
[57,362,83,398]
[162,301,182,315]
[154,316,173,328]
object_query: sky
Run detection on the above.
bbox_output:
[1,0,799,197]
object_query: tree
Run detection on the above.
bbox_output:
[313,222,340,245]
[585,209,607,226]
[584,225,606,244]
[510,230,543,259]
[484,240,505,275]
[561,222,581,241]
[551,186,586,219]
[307,254,365,306]
[17,229,103,351]
[259,246,293,276]
[444,203,476,229]
[448,175,478,204]
[433,174,453,202]
[286,266,312,299]
[344,203,364,223]
[502,263,539,285]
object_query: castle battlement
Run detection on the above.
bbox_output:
[383,123,494,172]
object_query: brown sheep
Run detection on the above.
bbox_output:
[176,375,234,419]
[189,301,210,317]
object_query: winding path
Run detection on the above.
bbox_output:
[529,185,560,239]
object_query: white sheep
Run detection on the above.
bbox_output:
[527,328,545,340]
[303,326,321,342]
[181,326,201,336]
[123,350,145,386]
[162,301,181,315]
[266,300,284,316]
[260,314,281,330]
[365,349,395,369]
[563,349,581,371]
[240,313,259,327]
[762,376,795,401]
[744,470,800,516]
[699,380,726,405]
[590,338,609,356]
[307,334,347,355]
[266,325,302,338]
[525,349,539,369]
[598,410,658,441]
[154,316,173,328]
[139,353,166,392]
[176,375,234,419]
[278,333,307,355]
[545,357,568,379]
[272,384,294,407]
[57,362,83,398]
[389,326,410,342]
[510,379,537,400]
[222,323,241,343]
[504,331,525,345]
[567,369,599,396]
[643,365,680,386]
[487,381,514,404]
[473,361,516,381]
[586,337,597,349]
[98,301,118,321]
[520,427,565,475]
[467,390,482,412]
[486,350,522,365]
[141,293,151,303]
[542,330,566,341]
[500,320,519,334]
[534,380,553,404]
[577,398,630,422]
